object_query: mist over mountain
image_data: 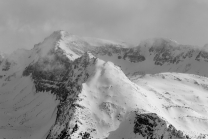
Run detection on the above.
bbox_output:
[0,31,207,139]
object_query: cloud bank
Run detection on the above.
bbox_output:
[0,0,208,53]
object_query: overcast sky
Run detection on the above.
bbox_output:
[0,0,208,53]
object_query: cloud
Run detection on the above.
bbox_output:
[0,0,208,53]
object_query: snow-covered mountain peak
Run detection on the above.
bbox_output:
[33,30,63,57]
[0,31,208,139]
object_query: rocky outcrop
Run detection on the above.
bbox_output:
[91,38,201,65]
[134,112,189,139]
[22,47,97,138]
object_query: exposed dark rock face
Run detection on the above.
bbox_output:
[23,47,73,101]
[22,47,97,138]
[134,112,189,139]
[147,41,196,66]
[91,45,146,63]
[87,39,207,67]
[46,54,96,139]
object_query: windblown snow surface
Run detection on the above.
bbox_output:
[0,31,207,139]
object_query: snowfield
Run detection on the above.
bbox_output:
[0,30,207,139]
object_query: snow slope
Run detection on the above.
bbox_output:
[130,73,208,135]
[0,30,207,139]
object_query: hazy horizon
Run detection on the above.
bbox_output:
[1,0,208,53]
